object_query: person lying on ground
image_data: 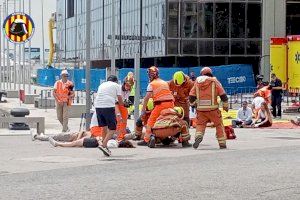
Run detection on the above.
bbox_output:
[246,102,272,128]
[32,112,102,142]
[48,131,101,148]
[232,101,252,128]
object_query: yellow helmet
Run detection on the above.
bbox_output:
[173,71,185,86]
[173,106,184,119]
[147,98,154,111]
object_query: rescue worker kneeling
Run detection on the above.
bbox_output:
[133,98,154,141]
[138,66,175,147]
[189,67,229,149]
[150,107,191,148]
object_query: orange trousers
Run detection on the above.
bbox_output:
[144,101,174,142]
[117,105,128,141]
[195,109,226,145]
[90,126,103,138]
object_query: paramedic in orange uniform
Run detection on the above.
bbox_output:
[189,67,229,149]
[137,66,174,148]
[168,71,194,124]
[53,70,75,132]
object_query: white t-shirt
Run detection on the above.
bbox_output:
[252,97,265,109]
[94,81,122,108]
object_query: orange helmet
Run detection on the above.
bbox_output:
[147,66,159,81]
[200,67,212,76]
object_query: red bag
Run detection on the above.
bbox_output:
[225,126,236,140]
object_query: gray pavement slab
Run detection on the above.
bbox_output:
[0,128,299,200]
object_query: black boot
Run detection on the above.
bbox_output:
[182,141,192,148]
[137,140,148,146]
[148,135,156,148]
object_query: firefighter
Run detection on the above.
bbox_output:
[133,98,154,141]
[189,67,229,149]
[138,66,174,147]
[168,71,194,124]
[151,107,191,148]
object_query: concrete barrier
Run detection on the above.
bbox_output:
[69,104,86,118]
[6,90,19,98]
[34,97,56,109]
[24,94,40,104]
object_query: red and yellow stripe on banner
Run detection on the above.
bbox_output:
[4,14,33,43]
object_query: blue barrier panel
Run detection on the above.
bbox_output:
[37,69,49,86]
[72,69,106,91]
[91,69,106,91]
[189,65,255,94]
[119,67,189,97]
[73,69,85,90]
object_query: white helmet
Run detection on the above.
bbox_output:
[107,139,118,148]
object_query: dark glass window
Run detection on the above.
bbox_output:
[181,2,197,38]
[231,3,245,38]
[198,3,213,38]
[182,39,197,55]
[168,2,179,38]
[231,40,245,55]
[215,40,229,55]
[246,40,261,55]
[247,3,261,38]
[67,0,75,18]
[215,3,229,38]
[198,40,213,55]
[287,2,300,35]
[168,39,179,54]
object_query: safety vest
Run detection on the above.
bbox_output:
[150,79,174,103]
[55,80,73,103]
[195,81,219,111]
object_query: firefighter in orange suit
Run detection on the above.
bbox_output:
[168,71,194,124]
[151,107,191,148]
[189,67,229,149]
[137,66,174,148]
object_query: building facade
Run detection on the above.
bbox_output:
[56,0,300,76]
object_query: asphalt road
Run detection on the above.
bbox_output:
[0,129,300,200]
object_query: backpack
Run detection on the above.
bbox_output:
[225,125,236,140]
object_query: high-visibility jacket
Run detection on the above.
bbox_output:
[168,75,194,104]
[189,76,225,111]
[54,80,73,104]
[150,78,174,103]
